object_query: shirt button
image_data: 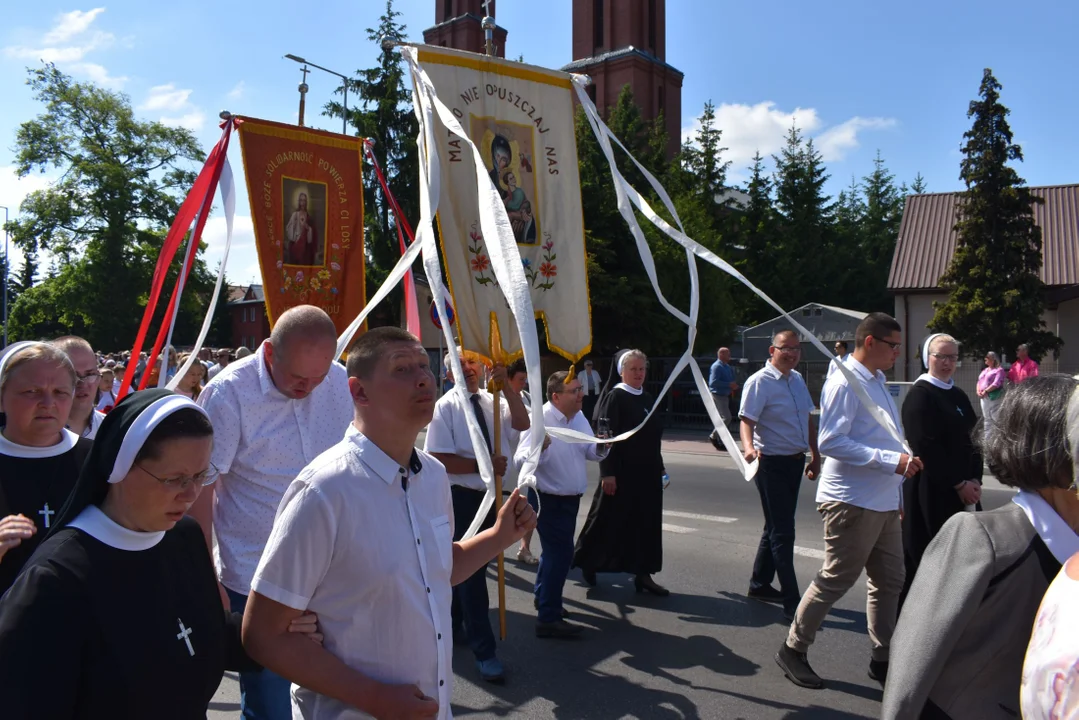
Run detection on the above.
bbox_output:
[439,680,444,686]
[437,633,442,640]
[417,538,421,545]
[426,587,431,593]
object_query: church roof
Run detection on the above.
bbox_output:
[561,45,683,78]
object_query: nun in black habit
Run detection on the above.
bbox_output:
[0,389,321,719]
[0,341,91,595]
[573,349,669,596]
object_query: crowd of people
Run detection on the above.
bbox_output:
[0,304,1075,719]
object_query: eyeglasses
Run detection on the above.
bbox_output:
[930,353,959,362]
[75,371,102,386]
[871,336,902,350]
[135,461,219,491]
[557,386,584,395]
[773,345,802,354]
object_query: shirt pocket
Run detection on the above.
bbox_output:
[430,515,453,571]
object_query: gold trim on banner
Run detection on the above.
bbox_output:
[417,48,573,90]
[237,117,364,151]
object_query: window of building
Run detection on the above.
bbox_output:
[648,0,657,51]
[587,84,597,105]
[814,309,823,316]
[802,309,811,316]
[593,0,604,52]
[444,0,452,20]
[658,85,665,117]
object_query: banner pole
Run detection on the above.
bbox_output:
[492,387,507,641]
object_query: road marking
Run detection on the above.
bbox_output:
[662,510,738,524]
[794,546,826,559]
[661,523,697,534]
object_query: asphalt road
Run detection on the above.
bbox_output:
[209,440,1015,719]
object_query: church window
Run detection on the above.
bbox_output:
[593,0,604,52]
[444,0,453,20]
[648,0,657,51]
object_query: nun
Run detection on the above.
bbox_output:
[0,389,320,719]
[573,349,669,595]
[0,340,91,595]
[898,333,982,604]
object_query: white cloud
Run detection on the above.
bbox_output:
[0,166,60,269]
[69,62,128,89]
[43,8,106,44]
[201,215,261,283]
[159,111,206,132]
[816,117,898,162]
[680,101,897,178]
[141,83,193,112]
[227,81,246,101]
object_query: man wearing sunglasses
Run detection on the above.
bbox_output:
[777,312,922,690]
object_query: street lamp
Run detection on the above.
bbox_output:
[1,205,8,348]
[284,54,349,135]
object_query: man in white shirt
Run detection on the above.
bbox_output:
[777,312,923,690]
[579,359,602,423]
[739,330,820,621]
[242,327,536,720]
[190,305,352,720]
[516,370,607,638]
[424,350,529,683]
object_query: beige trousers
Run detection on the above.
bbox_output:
[787,501,905,662]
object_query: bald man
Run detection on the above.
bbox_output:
[189,305,352,720]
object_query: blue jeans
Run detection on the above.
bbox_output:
[226,587,293,720]
[534,492,581,623]
[450,486,497,661]
[750,454,805,610]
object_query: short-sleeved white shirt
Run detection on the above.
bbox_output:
[423,388,519,491]
[252,425,455,720]
[197,342,353,593]
[738,363,815,456]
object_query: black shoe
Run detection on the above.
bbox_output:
[868,659,888,684]
[747,585,785,604]
[634,574,670,597]
[534,598,569,619]
[709,432,724,451]
[775,643,823,689]
[581,569,597,587]
[535,619,584,639]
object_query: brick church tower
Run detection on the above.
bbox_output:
[562,0,683,158]
[423,0,508,58]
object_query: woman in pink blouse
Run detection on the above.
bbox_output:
[977,352,1006,436]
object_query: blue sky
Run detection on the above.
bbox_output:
[2,0,1076,285]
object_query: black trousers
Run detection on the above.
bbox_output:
[750,453,805,611]
[450,485,497,661]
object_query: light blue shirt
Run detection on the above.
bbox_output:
[708,359,736,396]
[816,355,906,512]
[738,362,815,455]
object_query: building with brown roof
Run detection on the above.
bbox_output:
[888,184,1079,382]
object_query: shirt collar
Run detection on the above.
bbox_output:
[67,504,165,551]
[255,342,284,399]
[346,424,423,485]
[916,373,954,390]
[845,355,884,384]
[762,362,786,380]
[547,401,571,424]
[1014,490,1079,564]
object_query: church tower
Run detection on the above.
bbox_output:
[563,0,684,158]
[423,0,508,58]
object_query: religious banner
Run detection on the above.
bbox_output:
[236,117,365,335]
[415,46,591,363]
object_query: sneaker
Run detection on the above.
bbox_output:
[775,643,823,689]
[747,585,785,604]
[476,657,505,684]
[516,547,539,565]
[535,619,584,639]
[868,659,888,684]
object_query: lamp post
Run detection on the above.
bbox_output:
[284,54,349,135]
[1,204,8,348]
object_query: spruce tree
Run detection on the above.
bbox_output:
[735,151,779,324]
[858,151,904,311]
[931,68,1060,359]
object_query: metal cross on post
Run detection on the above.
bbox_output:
[481,0,496,56]
[176,618,195,656]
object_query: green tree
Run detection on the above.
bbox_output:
[733,151,780,324]
[931,68,1060,359]
[6,64,218,350]
[856,151,904,312]
[326,0,418,326]
[771,125,836,309]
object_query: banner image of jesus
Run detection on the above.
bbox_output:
[282,179,327,266]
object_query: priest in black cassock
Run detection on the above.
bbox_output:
[0,389,321,719]
[573,349,669,596]
[0,341,90,595]
[899,333,983,604]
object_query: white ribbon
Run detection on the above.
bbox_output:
[168,157,238,391]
